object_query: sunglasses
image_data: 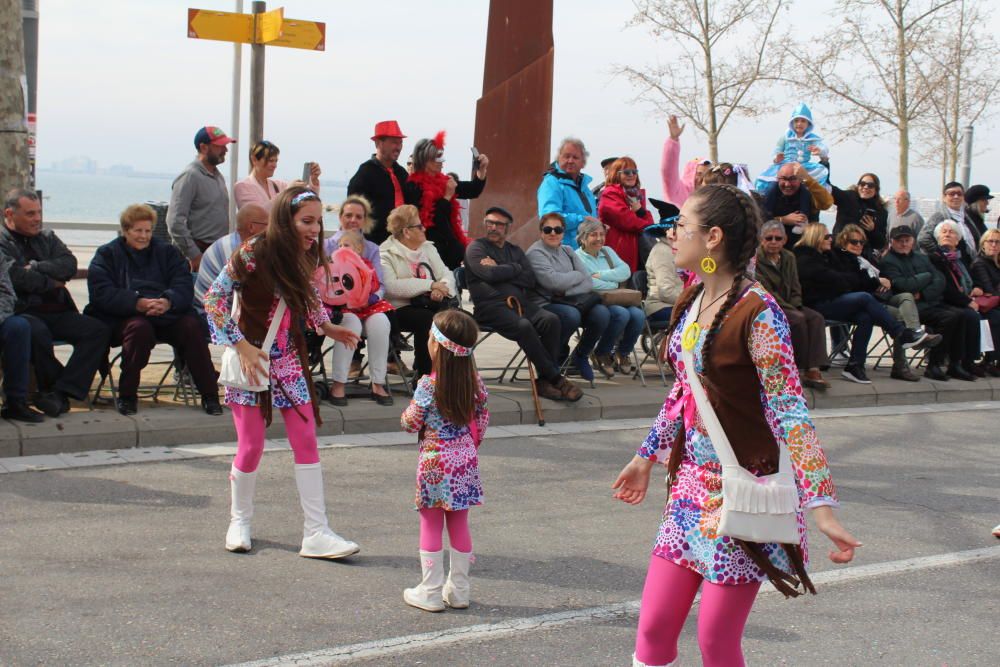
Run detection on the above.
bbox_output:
[846,238,865,246]
[541,226,564,235]
[619,169,639,176]
[762,236,785,242]
[824,234,833,240]
[858,181,877,189]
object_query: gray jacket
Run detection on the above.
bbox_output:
[526,239,594,305]
[166,159,230,260]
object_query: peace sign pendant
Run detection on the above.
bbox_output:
[681,321,701,351]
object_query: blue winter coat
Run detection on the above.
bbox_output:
[537,163,597,249]
[85,237,194,327]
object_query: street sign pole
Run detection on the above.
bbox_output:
[228,0,243,230]
[249,1,265,145]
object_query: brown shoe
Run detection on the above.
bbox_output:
[592,353,616,379]
[534,378,563,401]
[615,352,635,375]
[890,365,920,382]
[802,369,830,389]
[555,375,584,402]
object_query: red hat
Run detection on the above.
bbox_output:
[371,120,406,141]
[194,126,236,148]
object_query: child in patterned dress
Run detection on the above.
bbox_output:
[400,309,489,612]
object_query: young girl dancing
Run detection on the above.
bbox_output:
[612,184,860,667]
[401,309,489,612]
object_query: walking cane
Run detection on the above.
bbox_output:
[505,295,546,426]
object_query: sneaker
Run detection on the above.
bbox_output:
[890,366,920,382]
[572,352,595,383]
[897,327,941,350]
[829,350,850,367]
[592,353,616,379]
[841,364,871,384]
[992,524,1000,538]
[1,400,45,423]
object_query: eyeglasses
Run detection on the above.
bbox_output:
[824,234,833,240]
[984,239,1000,244]
[541,226,564,235]
[406,224,425,231]
[777,177,800,183]
[485,218,511,228]
[858,181,877,189]
[945,190,964,197]
[619,169,638,176]
[847,238,865,246]
[762,236,785,242]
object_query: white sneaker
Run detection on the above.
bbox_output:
[992,523,1000,538]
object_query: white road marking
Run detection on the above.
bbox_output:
[224,545,1000,667]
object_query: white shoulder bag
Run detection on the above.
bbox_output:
[680,290,801,544]
[218,295,287,393]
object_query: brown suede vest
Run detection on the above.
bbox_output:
[667,284,815,597]
[231,247,321,427]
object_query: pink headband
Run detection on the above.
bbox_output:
[431,323,473,357]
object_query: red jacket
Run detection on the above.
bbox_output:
[598,184,654,271]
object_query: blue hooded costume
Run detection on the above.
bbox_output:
[755,103,830,193]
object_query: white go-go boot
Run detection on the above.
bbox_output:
[442,548,473,609]
[403,550,446,612]
[225,466,256,552]
[294,463,360,559]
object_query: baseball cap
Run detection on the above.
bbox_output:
[889,225,915,240]
[194,126,236,148]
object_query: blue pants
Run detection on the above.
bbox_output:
[647,307,672,329]
[544,302,612,359]
[813,292,903,367]
[599,305,646,356]
[0,315,32,402]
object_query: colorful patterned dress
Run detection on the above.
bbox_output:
[401,374,489,511]
[204,239,330,408]
[638,284,838,584]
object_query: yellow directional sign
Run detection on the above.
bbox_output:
[268,17,326,51]
[188,8,253,44]
[256,7,284,43]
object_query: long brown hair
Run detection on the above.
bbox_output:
[255,185,324,315]
[431,309,479,426]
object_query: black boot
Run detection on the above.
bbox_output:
[1,399,45,423]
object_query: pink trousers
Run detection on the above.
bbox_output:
[418,507,472,553]
[231,404,319,473]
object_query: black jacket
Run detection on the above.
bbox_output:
[879,249,946,309]
[464,238,538,311]
[405,176,486,270]
[793,245,855,306]
[970,253,1000,295]
[926,248,973,308]
[829,247,881,293]
[347,157,410,245]
[0,226,78,313]
[85,237,194,327]
[831,186,888,254]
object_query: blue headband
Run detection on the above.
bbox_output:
[291,191,319,207]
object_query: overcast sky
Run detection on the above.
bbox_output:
[34,0,1000,201]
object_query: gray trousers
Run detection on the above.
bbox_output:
[884,292,920,367]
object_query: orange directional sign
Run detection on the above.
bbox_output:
[256,7,284,43]
[269,18,326,51]
[188,8,253,44]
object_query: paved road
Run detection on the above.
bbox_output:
[1,405,997,666]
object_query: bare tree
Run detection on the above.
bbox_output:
[0,0,30,196]
[912,0,1000,185]
[786,0,958,189]
[616,0,788,163]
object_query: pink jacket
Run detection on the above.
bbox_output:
[660,138,706,207]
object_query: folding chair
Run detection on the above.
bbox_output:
[90,344,198,407]
[453,266,525,384]
[631,270,671,387]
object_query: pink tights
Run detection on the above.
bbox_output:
[231,404,320,473]
[418,508,472,553]
[634,555,761,667]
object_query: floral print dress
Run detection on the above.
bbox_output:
[638,284,838,585]
[401,374,489,511]
[204,240,330,408]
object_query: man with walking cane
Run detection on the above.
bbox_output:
[465,206,583,402]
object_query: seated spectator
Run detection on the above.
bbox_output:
[835,224,939,381]
[0,256,43,422]
[659,115,711,206]
[86,204,222,416]
[465,206,582,401]
[755,221,829,388]
[926,221,1000,378]
[881,225,980,381]
[538,137,598,248]
[574,218,646,377]
[794,223,926,384]
[194,203,269,320]
[918,182,977,264]
[527,212,613,382]
[643,217,683,329]
[964,185,992,241]
[405,132,488,270]
[831,173,888,260]
[888,189,925,235]
[234,140,321,211]
[971,228,1000,376]
[762,162,833,242]
[597,157,654,271]
[380,204,457,383]
[1,188,110,416]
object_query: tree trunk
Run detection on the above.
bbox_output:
[895,0,909,189]
[0,0,30,196]
[701,0,719,163]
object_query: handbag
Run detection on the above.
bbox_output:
[218,295,287,392]
[973,294,1000,314]
[598,248,642,307]
[679,291,800,544]
[409,262,460,311]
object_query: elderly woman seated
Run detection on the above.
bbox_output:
[925,220,1000,379]
[755,220,829,388]
[833,224,939,382]
[526,212,613,382]
[574,217,646,377]
[86,204,221,416]
[380,204,457,383]
[793,223,929,384]
[971,228,1000,376]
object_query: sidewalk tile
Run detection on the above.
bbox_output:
[317,433,378,448]
[0,419,21,457]
[19,411,136,456]
[2,454,67,472]
[481,392,522,426]
[501,424,559,437]
[482,425,518,440]
[115,446,189,463]
[926,376,992,403]
[133,405,236,448]
[500,387,602,425]
[172,443,239,457]
[56,450,129,468]
[597,383,666,420]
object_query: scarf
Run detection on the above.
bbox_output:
[624,184,641,201]
[940,247,973,294]
[403,244,427,277]
[407,171,469,248]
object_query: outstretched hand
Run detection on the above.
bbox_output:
[612,456,654,505]
[668,115,685,140]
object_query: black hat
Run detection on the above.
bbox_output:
[889,225,915,240]
[965,184,993,204]
[484,205,514,223]
[647,197,680,222]
[600,157,619,169]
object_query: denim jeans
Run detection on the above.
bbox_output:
[0,315,32,402]
[598,305,646,356]
[544,302,612,359]
[813,291,903,367]
[647,306,672,329]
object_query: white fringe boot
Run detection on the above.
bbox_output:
[294,463,360,559]
[225,466,256,552]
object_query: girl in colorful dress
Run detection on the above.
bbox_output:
[612,184,860,667]
[205,185,363,559]
[754,102,830,194]
[401,309,489,612]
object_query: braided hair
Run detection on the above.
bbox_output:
[662,184,762,374]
